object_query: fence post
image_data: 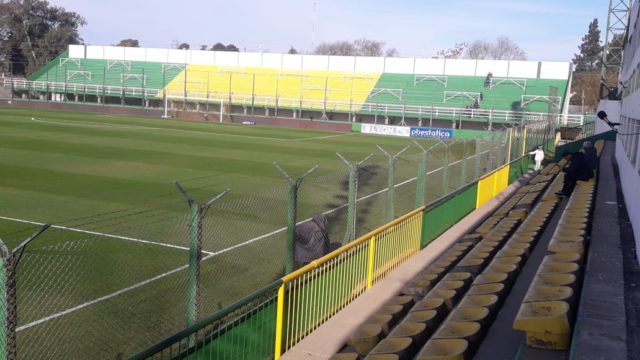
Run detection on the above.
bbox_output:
[274,283,286,360]
[274,163,318,274]
[366,236,376,288]
[2,225,50,360]
[176,183,230,328]
[475,138,482,180]
[439,139,457,196]
[337,153,373,244]
[377,145,410,222]
[460,139,468,189]
[413,141,440,208]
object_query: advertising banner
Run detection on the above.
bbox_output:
[360,123,454,140]
[409,127,454,139]
[361,124,411,137]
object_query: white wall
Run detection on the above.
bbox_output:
[73,45,571,79]
[616,140,640,262]
[596,100,621,135]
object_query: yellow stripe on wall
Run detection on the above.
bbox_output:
[163,65,381,112]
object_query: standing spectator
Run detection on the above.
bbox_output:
[582,141,598,170]
[528,146,545,171]
[555,150,594,197]
[294,214,330,268]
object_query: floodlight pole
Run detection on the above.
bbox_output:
[413,141,440,208]
[377,145,410,222]
[176,182,230,329]
[2,225,50,360]
[274,163,318,274]
[337,152,373,244]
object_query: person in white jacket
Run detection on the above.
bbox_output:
[529,146,545,171]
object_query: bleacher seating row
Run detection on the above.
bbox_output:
[330,162,565,359]
[28,54,569,114]
[512,140,603,350]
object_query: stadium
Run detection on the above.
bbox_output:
[0,0,638,359]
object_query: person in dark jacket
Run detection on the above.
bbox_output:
[294,214,330,267]
[582,141,598,170]
[555,150,594,197]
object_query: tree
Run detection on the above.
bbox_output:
[177,43,189,50]
[313,38,396,56]
[116,38,139,47]
[313,40,355,55]
[385,48,399,57]
[0,0,86,75]
[353,38,384,56]
[225,43,239,52]
[572,18,602,72]
[287,46,298,54]
[437,42,468,59]
[211,42,227,51]
[199,44,208,50]
[464,36,526,60]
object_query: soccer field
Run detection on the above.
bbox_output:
[0,107,479,358]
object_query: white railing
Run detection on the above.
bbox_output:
[2,78,589,125]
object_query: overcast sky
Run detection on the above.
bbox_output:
[49,0,608,62]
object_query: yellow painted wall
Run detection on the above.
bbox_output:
[163,65,380,112]
[476,164,511,208]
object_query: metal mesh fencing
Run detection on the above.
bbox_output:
[0,132,512,359]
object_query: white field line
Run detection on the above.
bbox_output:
[0,215,214,256]
[30,117,347,142]
[11,163,452,331]
[292,133,355,141]
[16,252,216,331]
[11,149,489,330]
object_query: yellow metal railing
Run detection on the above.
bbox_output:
[274,208,424,358]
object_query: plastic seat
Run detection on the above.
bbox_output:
[532,273,577,288]
[329,352,359,360]
[368,337,413,358]
[432,321,482,346]
[547,241,585,255]
[513,301,571,350]
[472,272,508,285]
[416,339,469,360]
[467,283,506,297]
[348,324,384,355]
[453,258,485,275]
[412,298,446,313]
[364,314,394,334]
[405,310,439,326]
[539,262,580,275]
[442,272,473,287]
[523,285,574,303]
[448,306,490,324]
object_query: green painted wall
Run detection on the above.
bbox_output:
[421,183,478,247]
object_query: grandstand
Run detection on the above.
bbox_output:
[10,45,579,127]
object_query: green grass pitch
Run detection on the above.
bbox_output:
[0,107,479,358]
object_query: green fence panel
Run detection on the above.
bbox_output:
[421,183,478,247]
[554,131,617,161]
[186,300,278,360]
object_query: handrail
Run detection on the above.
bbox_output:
[281,206,425,284]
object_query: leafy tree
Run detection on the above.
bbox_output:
[225,43,239,52]
[572,18,602,72]
[177,42,190,50]
[116,38,139,47]
[0,0,86,75]
[287,46,298,54]
[199,44,208,50]
[385,48,399,57]
[211,42,227,51]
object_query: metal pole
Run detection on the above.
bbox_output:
[3,225,50,360]
[273,163,318,274]
[441,140,451,196]
[377,145,410,222]
[337,153,373,244]
[460,139,468,188]
[413,141,440,208]
[175,183,230,329]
